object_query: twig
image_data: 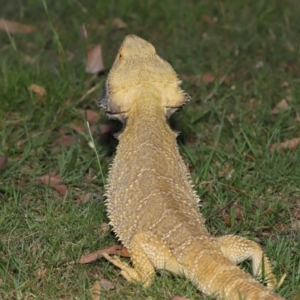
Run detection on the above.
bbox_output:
[206,200,236,221]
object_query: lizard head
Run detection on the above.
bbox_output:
[99,34,189,121]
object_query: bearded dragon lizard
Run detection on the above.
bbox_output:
[99,34,285,300]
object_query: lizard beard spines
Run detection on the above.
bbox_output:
[98,87,108,109]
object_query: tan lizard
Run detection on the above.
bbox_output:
[98,34,285,300]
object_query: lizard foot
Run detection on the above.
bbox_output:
[102,252,152,287]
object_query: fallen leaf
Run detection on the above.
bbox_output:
[37,172,68,195]
[91,281,101,300]
[0,18,37,33]
[223,216,231,227]
[271,99,290,114]
[201,73,215,84]
[113,18,127,29]
[202,14,215,25]
[100,279,115,290]
[0,155,8,171]
[54,135,76,147]
[85,44,104,74]
[79,245,130,264]
[270,138,300,151]
[28,84,46,100]
[168,296,191,300]
[84,109,100,123]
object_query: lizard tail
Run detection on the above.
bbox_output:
[178,240,284,300]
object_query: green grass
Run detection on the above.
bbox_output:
[0,0,299,299]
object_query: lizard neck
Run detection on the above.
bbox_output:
[118,87,175,146]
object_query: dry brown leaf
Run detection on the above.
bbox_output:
[223,216,231,227]
[84,109,100,123]
[201,73,215,84]
[28,84,46,100]
[113,18,127,29]
[54,135,76,147]
[202,14,215,25]
[0,18,37,33]
[100,279,115,290]
[0,155,8,171]
[79,245,130,264]
[91,281,101,300]
[271,99,290,114]
[53,183,68,195]
[270,137,300,151]
[37,172,68,195]
[86,44,105,74]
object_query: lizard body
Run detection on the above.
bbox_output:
[99,34,284,300]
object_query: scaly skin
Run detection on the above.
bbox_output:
[99,34,284,300]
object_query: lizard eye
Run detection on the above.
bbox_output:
[118,52,123,59]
